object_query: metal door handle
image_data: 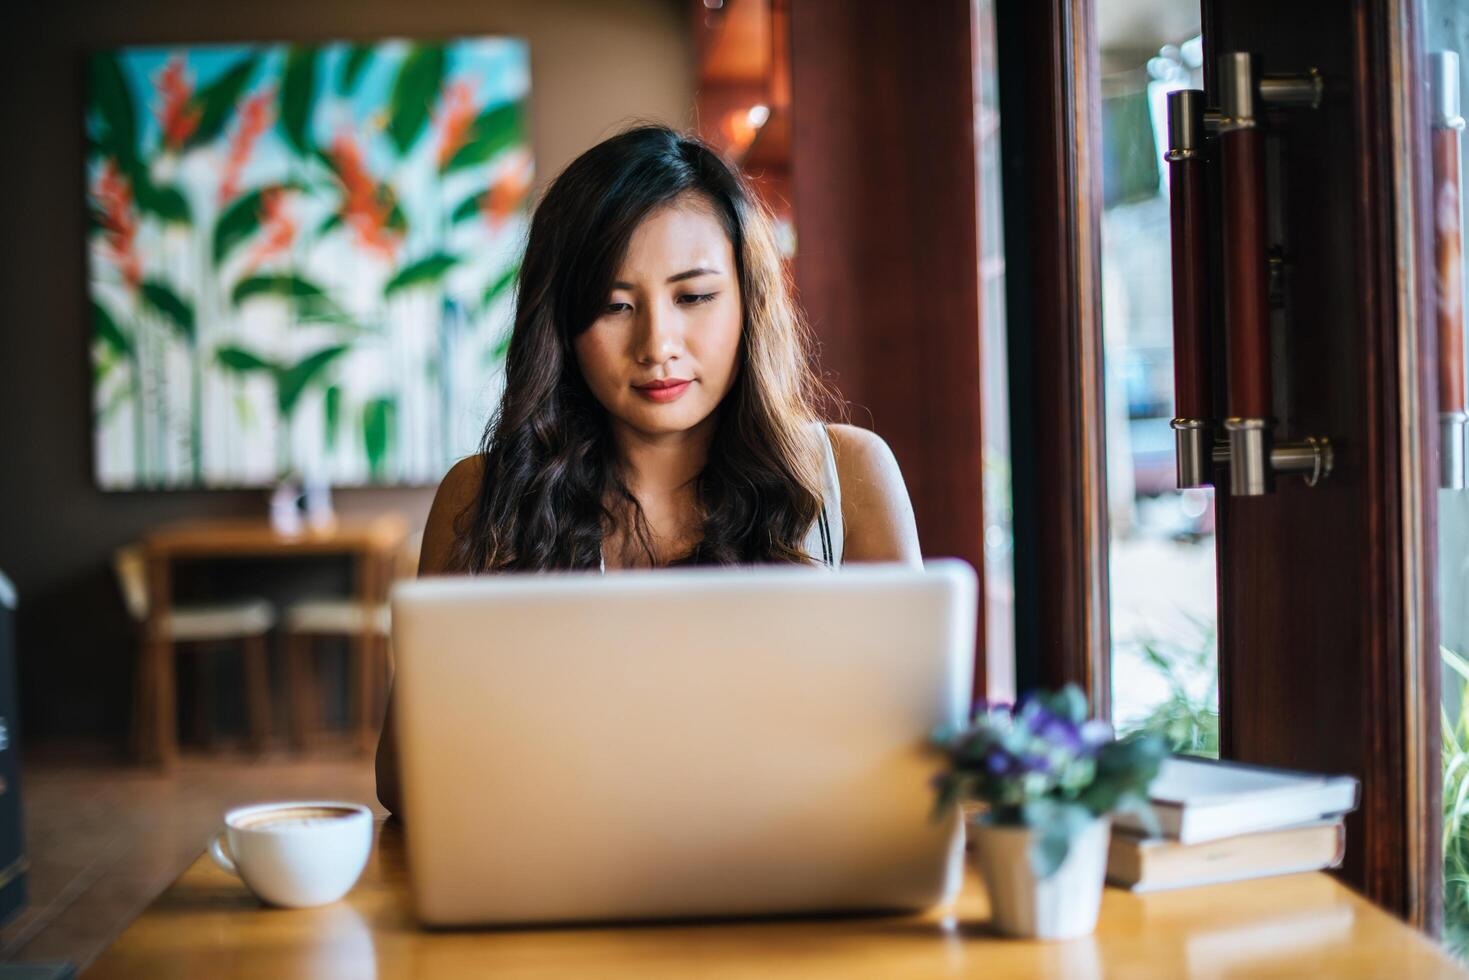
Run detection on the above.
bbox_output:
[1164,53,1333,496]
[1167,89,1214,489]
[1431,51,1468,490]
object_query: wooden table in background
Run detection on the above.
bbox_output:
[141,514,408,766]
[83,820,1465,978]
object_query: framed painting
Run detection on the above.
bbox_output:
[86,37,532,488]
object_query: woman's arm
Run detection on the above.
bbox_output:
[826,424,922,567]
[376,455,485,816]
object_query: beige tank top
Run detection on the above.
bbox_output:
[801,425,844,567]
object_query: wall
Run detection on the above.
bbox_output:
[788,0,989,694]
[0,0,692,742]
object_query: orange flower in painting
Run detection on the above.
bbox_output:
[328,131,399,259]
[242,187,297,274]
[153,55,202,151]
[94,161,142,289]
[435,79,478,171]
[481,149,533,230]
[219,89,275,206]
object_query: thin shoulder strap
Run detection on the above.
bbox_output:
[818,501,832,566]
[818,425,844,566]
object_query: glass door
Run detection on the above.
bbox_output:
[1094,5,1220,757]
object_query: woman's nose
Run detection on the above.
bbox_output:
[633,300,682,365]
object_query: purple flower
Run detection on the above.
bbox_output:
[1036,715,1084,752]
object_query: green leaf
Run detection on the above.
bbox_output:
[214,187,268,265]
[385,198,407,234]
[1446,646,1469,685]
[93,301,132,358]
[1077,733,1168,817]
[87,202,110,234]
[186,56,261,148]
[1110,790,1161,837]
[134,179,192,226]
[231,273,340,317]
[338,46,374,95]
[216,345,277,374]
[312,145,342,181]
[279,47,318,157]
[1033,685,1089,725]
[278,344,349,417]
[363,396,396,478]
[1019,800,1093,878]
[384,252,458,297]
[386,44,446,155]
[314,211,344,238]
[99,377,134,420]
[87,54,137,162]
[324,385,341,451]
[443,100,524,174]
[450,191,485,225]
[1028,827,1071,879]
[483,263,519,309]
[488,329,513,364]
[140,279,195,343]
[85,132,107,166]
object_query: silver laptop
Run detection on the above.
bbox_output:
[390,560,976,926]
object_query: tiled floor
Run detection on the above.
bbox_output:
[0,742,381,973]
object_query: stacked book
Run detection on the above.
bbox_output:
[1107,756,1360,893]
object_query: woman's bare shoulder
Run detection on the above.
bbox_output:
[418,454,487,576]
[824,422,890,461]
[822,423,920,565]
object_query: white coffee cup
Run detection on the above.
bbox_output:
[210,801,374,908]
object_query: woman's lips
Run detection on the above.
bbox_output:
[633,379,693,403]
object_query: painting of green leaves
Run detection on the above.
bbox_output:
[86,38,531,489]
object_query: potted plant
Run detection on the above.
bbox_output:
[932,685,1167,939]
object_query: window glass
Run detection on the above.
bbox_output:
[1096,13,1219,756]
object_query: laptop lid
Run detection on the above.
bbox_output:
[391,560,975,926]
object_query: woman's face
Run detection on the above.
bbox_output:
[573,193,743,442]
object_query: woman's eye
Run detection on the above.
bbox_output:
[678,292,718,306]
[605,302,631,315]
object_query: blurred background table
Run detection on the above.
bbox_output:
[139,514,409,767]
[82,820,1465,979]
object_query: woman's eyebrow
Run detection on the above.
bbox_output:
[611,267,722,289]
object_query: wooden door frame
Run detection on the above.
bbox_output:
[995,0,1111,713]
[1375,0,1439,930]
[1355,0,1439,927]
[1200,0,1440,926]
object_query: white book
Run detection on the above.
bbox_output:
[1107,818,1346,893]
[1112,756,1360,844]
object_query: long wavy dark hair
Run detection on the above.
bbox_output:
[453,124,833,572]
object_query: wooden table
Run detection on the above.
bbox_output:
[140,515,408,766]
[84,819,1466,978]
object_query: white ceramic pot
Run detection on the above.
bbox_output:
[966,814,1111,940]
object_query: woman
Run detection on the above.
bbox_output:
[376,125,920,813]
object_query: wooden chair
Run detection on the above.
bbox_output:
[281,533,420,752]
[114,544,275,759]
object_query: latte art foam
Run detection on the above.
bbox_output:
[233,806,359,832]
